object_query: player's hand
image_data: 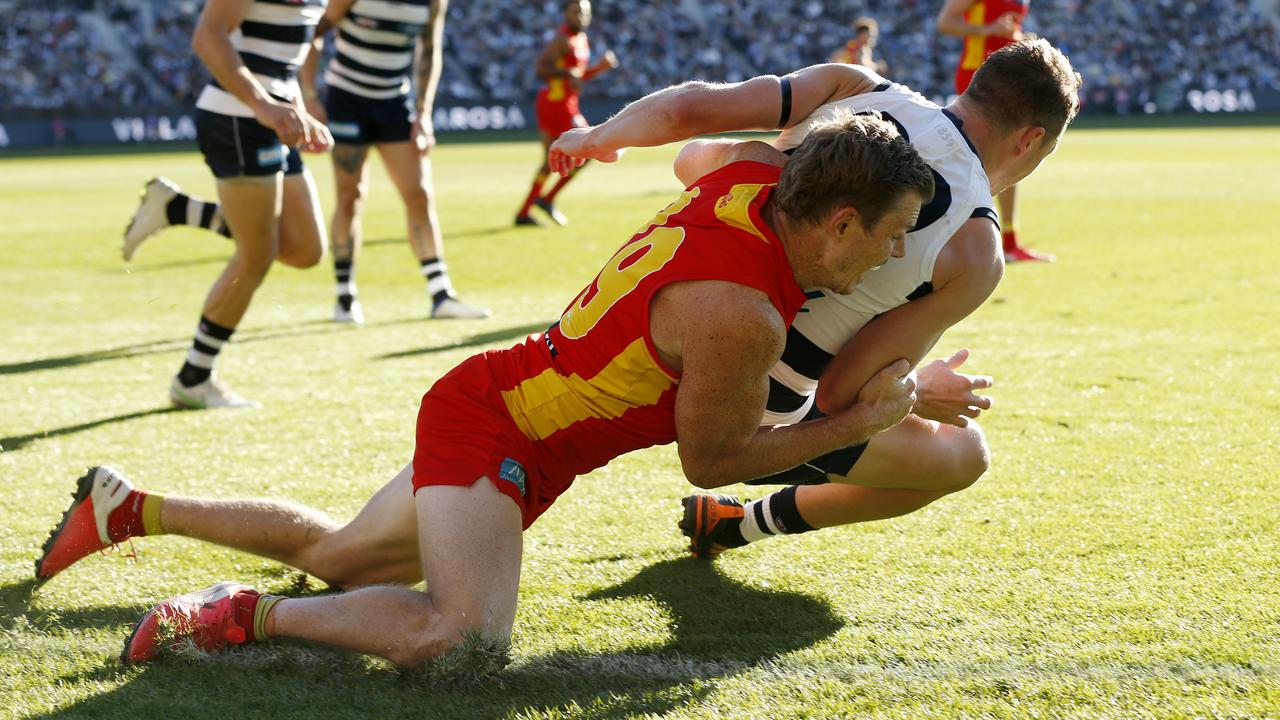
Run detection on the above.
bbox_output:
[854,358,917,435]
[986,12,1024,40]
[412,114,436,154]
[299,115,333,153]
[601,50,619,69]
[548,127,626,176]
[256,100,308,147]
[911,349,994,427]
[304,94,327,124]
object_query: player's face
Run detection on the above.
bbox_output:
[567,1,591,31]
[829,192,921,294]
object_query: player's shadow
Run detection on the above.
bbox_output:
[27,557,843,718]
[377,321,553,360]
[0,321,339,377]
[107,253,231,273]
[0,406,180,453]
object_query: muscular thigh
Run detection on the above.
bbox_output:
[376,141,429,200]
[415,477,523,638]
[319,464,423,586]
[277,170,327,261]
[216,175,281,262]
[839,414,971,491]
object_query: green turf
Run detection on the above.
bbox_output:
[1,126,1278,719]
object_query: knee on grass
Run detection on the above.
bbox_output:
[391,611,511,672]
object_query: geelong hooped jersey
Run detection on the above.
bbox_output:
[489,161,807,483]
[325,0,430,100]
[766,77,996,425]
[960,0,1030,71]
[196,0,326,118]
[543,24,590,103]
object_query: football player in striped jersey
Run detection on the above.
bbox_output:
[303,0,489,320]
[120,0,332,410]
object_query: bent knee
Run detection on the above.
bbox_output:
[940,421,990,493]
[277,243,324,269]
[390,612,508,670]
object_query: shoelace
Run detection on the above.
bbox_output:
[97,537,139,562]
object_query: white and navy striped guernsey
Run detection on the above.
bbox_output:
[762,76,998,426]
[324,0,431,100]
[195,0,326,118]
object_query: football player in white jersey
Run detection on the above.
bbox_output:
[549,39,1081,556]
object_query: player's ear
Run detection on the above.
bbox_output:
[1014,126,1047,158]
[831,206,862,238]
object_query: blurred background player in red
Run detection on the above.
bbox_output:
[938,0,1052,263]
[829,16,887,75]
[514,0,618,227]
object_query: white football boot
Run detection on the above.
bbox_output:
[123,177,179,261]
[333,299,366,325]
[169,374,260,410]
[432,296,491,320]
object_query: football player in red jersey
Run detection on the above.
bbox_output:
[938,0,1053,263]
[828,16,887,75]
[39,112,935,669]
[515,0,618,227]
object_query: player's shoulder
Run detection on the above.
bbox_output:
[689,155,784,191]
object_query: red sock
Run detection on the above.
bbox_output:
[518,173,549,217]
[107,489,150,540]
[1002,230,1019,252]
[543,173,574,203]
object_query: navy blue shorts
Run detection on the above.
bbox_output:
[324,85,415,145]
[196,110,303,179]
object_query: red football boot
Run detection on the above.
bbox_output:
[122,582,262,663]
[36,466,146,581]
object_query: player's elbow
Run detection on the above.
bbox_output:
[678,451,726,489]
[813,383,855,417]
[663,82,717,134]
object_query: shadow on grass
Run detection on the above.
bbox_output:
[378,321,553,360]
[29,557,842,718]
[0,406,180,453]
[1,320,341,378]
[107,253,231,274]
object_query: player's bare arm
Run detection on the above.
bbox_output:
[674,139,785,186]
[936,0,1022,38]
[656,282,915,488]
[814,217,1003,423]
[548,63,881,175]
[299,0,356,123]
[193,0,309,146]
[412,0,447,151]
[582,50,619,81]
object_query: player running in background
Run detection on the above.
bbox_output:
[937,0,1053,263]
[38,115,933,669]
[121,0,332,410]
[513,0,618,228]
[549,39,1081,557]
[829,16,887,75]
[301,0,488,322]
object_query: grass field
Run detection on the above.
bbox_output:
[1,124,1278,719]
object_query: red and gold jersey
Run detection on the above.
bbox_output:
[958,0,1030,71]
[544,24,590,103]
[490,160,807,484]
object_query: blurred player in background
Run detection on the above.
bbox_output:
[513,0,618,227]
[937,0,1053,263]
[122,0,331,409]
[301,0,489,322]
[829,16,887,75]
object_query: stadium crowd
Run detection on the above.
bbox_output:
[3,0,1278,117]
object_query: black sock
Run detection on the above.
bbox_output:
[177,315,235,387]
[421,259,454,308]
[335,259,355,310]
[166,194,231,237]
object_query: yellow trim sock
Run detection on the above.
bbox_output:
[254,595,284,640]
[140,493,166,536]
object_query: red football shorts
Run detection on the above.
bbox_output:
[536,93,588,137]
[412,352,564,530]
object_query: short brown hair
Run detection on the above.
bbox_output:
[775,111,934,230]
[965,38,1082,138]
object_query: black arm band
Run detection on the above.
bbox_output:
[777,77,793,129]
